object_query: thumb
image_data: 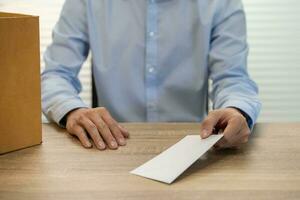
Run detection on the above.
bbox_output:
[200,111,221,139]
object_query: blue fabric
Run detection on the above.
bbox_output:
[42,0,261,127]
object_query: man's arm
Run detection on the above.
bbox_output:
[200,0,261,148]
[42,0,90,125]
[42,0,129,150]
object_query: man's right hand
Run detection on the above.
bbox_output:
[65,107,129,150]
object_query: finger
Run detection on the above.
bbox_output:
[118,124,130,138]
[72,126,92,148]
[97,107,130,138]
[90,114,118,149]
[233,126,250,146]
[102,113,126,146]
[200,111,222,139]
[222,116,243,145]
[241,134,249,144]
[215,128,249,149]
[79,118,106,150]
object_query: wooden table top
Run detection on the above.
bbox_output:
[0,123,300,200]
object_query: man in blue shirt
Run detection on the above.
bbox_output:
[42,0,261,150]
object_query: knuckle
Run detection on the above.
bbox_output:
[242,136,250,144]
[66,122,77,132]
[85,109,94,116]
[87,123,97,131]
[100,107,106,111]
[79,108,89,115]
[243,137,249,143]
[99,121,108,130]
[245,130,251,137]
[78,114,86,122]
[98,107,107,113]
[88,112,99,121]
[75,130,84,137]
[108,122,118,129]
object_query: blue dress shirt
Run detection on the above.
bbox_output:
[42,0,261,127]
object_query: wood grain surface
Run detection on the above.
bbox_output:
[0,123,300,200]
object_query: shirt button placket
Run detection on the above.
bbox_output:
[145,0,158,121]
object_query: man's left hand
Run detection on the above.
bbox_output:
[200,108,251,149]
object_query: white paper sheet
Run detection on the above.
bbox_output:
[130,134,223,184]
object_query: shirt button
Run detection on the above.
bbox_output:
[148,66,155,73]
[149,31,155,37]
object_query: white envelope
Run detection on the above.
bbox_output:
[130,134,223,184]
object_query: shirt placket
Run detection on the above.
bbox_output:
[145,0,159,121]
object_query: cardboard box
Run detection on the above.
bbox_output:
[0,12,42,154]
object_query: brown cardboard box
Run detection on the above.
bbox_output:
[0,12,42,154]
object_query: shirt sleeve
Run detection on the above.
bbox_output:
[208,0,261,127]
[41,0,90,126]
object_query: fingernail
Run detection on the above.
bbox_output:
[119,125,129,133]
[110,141,118,148]
[119,138,126,146]
[202,129,209,137]
[86,142,92,148]
[98,141,106,150]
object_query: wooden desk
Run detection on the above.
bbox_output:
[0,123,300,200]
